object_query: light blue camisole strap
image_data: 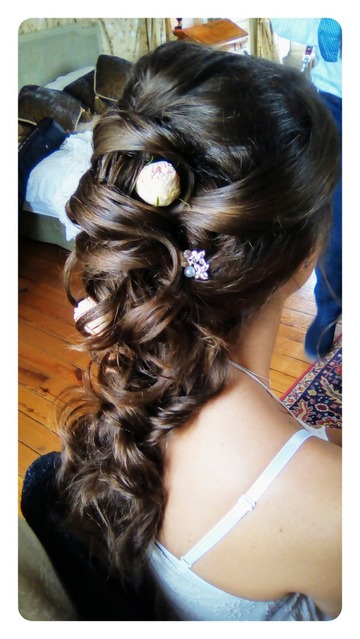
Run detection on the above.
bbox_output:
[180,429,313,569]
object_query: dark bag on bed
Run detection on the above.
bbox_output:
[18,116,68,211]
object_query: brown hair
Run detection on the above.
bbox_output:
[57,41,340,582]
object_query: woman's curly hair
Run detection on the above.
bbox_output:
[56,41,340,583]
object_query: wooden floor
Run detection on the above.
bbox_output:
[18,236,340,516]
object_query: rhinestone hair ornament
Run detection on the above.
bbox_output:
[135,160,181,207]
[182,250,210,280]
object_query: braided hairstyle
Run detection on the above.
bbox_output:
[57,41,340,582]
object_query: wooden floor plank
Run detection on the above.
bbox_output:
[278,307,314,333]
[18,363,80,403]
[19,412,61,455]
[19,322,88,369]
[19,339,84,387]
[269,370,298,397]
[19,288,74,322]
[19,304,79,342]
[18,385,59,434]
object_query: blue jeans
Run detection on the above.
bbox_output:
[305,91,342,357]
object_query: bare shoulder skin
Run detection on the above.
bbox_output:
[160,378,341,618]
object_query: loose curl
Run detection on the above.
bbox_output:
[57,41,340,584]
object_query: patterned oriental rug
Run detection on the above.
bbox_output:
[281,336,342,433]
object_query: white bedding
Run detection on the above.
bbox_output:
[24,130,93,241]
[44,66,95,90]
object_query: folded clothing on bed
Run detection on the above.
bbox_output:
[24,130,94,241]
[18,117,68,211]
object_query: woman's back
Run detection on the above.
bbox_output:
[154,354,341,620]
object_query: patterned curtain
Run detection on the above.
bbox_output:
[18,18,172,62]
[144,18,173,52]
[251,18,280,62]
[98,17,171,60]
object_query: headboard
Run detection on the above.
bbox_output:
[18,24,102,90]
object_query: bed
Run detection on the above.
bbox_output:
[18,25,134,249]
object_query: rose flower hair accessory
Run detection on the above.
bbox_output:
[135,160,181,207]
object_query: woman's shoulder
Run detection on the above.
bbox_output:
[185,429,340,615]
[267,433,342,617]
[161,388,341,615]
[163,377,341,544]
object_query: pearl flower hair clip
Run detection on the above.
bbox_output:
[135,160,181,207]
[182,249,210,280]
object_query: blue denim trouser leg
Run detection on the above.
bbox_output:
[305,91,342,358]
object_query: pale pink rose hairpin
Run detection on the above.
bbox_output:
[135,160,181,207]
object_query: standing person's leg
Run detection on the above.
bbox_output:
[305,91,342,359]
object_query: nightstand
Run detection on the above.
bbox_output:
[173,19,248,52]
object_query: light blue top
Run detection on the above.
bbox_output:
[150,541,329,621]
[271,18,342,98]
[148,363,332,621]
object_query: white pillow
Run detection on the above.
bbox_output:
[45,66,95,90]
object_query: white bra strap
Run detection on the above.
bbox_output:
[180,429,313,569]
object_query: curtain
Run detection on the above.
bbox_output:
[18,18,172,62]
[251,18,280,62]
[98,17,171,60]
[144,18,173,53]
